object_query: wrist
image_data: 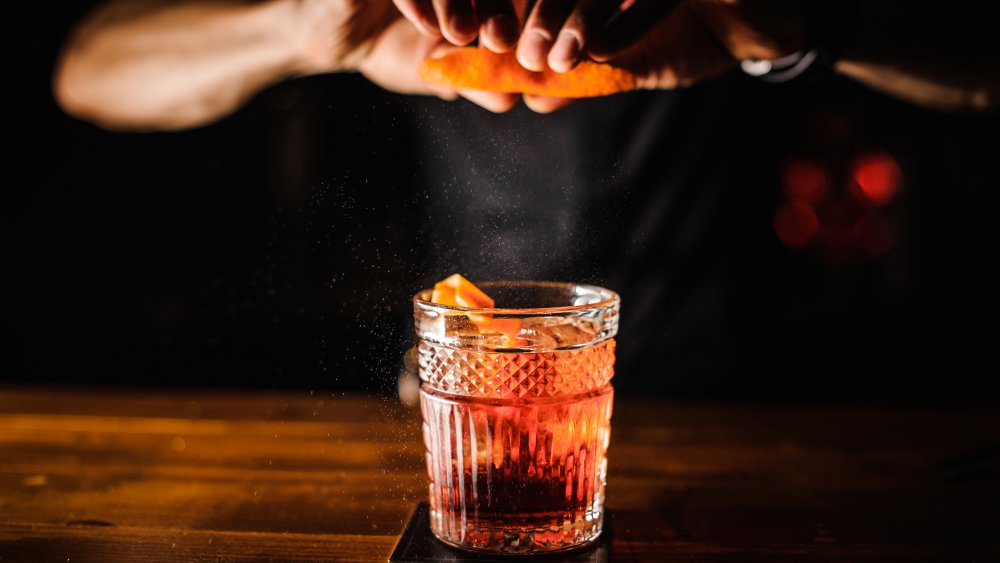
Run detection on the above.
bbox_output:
[288,0,399,76]
[286,0,344,75]
[227,0,323,78]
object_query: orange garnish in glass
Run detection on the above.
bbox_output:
[433,274,494,308]
[418,47,639,98]
[430,274,524,346]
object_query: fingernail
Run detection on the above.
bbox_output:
[517,30,552,72]
[548,32,581,73]
[449,12,478,44]
[485,15,519,49]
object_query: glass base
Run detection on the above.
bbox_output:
[390,502,612,562]
[430,507,604,553]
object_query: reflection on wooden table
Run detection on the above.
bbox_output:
[0,387,998,561]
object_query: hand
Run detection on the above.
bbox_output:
[520,0,810,113]
[300,0,519,112]
[389,0,807,113]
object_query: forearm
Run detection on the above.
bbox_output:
[836,60,995,113]
[54,0,315,131]
[829,2,999,112]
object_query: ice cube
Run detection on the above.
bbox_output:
[444,314,479,335]
[519,316,598,348]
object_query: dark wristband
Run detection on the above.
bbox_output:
[740,49,820,83]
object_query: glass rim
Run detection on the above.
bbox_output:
[413,280,620,316]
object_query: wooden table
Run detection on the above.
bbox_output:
[1,386,997,562]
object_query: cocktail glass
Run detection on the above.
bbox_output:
[413,281,619,553]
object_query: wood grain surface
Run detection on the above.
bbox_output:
[1,386,998,562]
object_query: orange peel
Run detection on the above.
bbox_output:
[429,274,525,346]
[433,274,494,308]
[418,47,639,98]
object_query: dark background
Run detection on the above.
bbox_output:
[3,6,998,401]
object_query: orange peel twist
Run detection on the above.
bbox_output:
[418,47,639,98]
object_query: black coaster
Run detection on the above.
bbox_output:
[389,503,610,563]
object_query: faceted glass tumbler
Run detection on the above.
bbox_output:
[413,281,619,553]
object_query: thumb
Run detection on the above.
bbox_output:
[609,3,735,90]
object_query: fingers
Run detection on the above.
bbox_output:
[523,94,575,113]
[391,0,441,37]
[457,89,521,112]
[547,0,621,72]
[476,0,521,53]
[395,0,676,72]
[357,15,519,112]
[430,0,478,45]
[516,0,630,73]
[516,0,576,72]
[589,0,682,61]
[395,0,524,50]
[435,89,460,101]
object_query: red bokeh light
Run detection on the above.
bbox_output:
[781,159,828,204]
[776,149,901,268]
[774,201,819,249]
[853,152,902,206]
